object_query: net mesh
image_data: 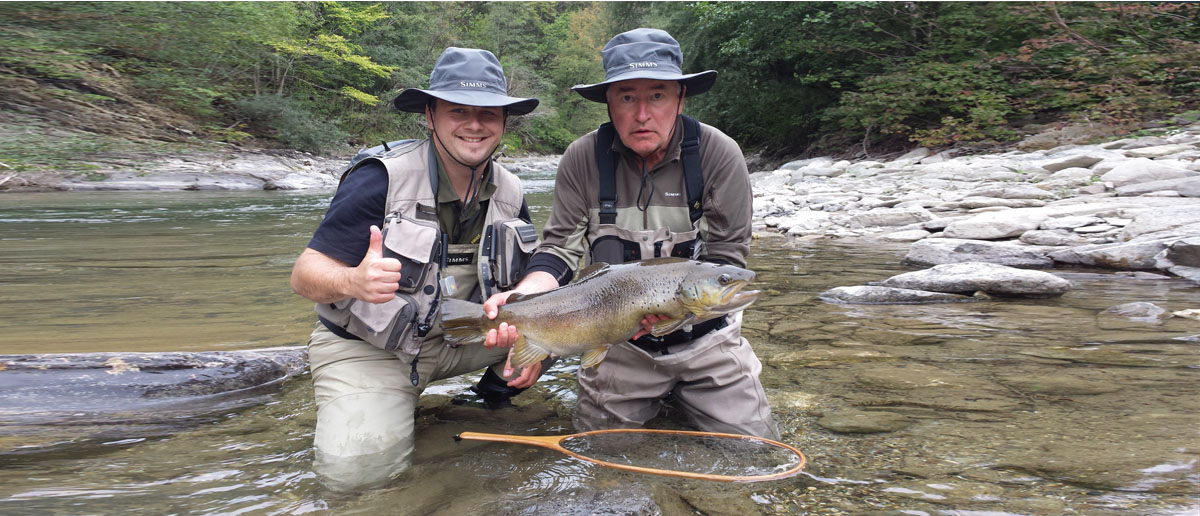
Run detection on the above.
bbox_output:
[560,432,802,478]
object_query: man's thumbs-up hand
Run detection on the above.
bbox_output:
[354,225,403,303]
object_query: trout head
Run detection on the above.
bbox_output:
[676,262,761,319]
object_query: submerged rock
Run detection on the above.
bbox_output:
[880,262,1071,297]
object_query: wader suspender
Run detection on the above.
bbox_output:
[596,115,704,226]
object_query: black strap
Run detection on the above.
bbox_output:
[679,116,703,223]
[596,122,618,225]
[630,315,728,355]
[594,116,704,226]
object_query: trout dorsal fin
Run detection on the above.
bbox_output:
[572,262,611,283]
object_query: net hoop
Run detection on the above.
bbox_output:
[456,428,807,482]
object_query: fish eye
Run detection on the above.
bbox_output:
[717,274,731,286]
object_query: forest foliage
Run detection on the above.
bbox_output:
[1,2,1197,156]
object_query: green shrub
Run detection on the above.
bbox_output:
[234,94,350,154]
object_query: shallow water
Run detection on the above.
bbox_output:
[0,185,1197,515]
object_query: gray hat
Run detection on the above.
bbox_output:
[572,28,717,103]
[393,47,539,115]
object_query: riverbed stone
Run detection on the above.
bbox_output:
[1048,237,1178,270]
[818,285,976,304]
[941,208,1051,239]
[1099,158,1197,187]
[1124,143,1195,158]
[882,262,1070,297]
[995,416,1199,493]
[1159,237,1200,267]
[816,410,912,433]
[1019,229,1089,246]
[1019,346,1186,367]
[1040,154,1104,172]
[903,238,1054,268]
[995,374,1122,395]
[769,347,897,368]
[1099,301,1170,324]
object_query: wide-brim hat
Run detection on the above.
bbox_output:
[394,47,539,116]
[572,28,717,103]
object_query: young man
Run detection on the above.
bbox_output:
[290,47,541,492]
[485,29,778,439]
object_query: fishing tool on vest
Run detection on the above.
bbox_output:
[455,428,806,482]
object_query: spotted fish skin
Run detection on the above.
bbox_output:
[440,258,760,369]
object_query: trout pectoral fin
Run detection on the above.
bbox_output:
[650,315,693,337]
[580,345,610,369]
[510,336,550,370]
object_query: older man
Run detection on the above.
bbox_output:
[485,28,778,439]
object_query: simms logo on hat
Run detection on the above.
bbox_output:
[392,47,539,115]
[571,28,717,104]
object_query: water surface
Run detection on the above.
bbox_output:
[0,187,1196,515]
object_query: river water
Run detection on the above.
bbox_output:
[0,175,1197,515]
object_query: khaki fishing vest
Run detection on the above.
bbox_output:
[315,139,536,360]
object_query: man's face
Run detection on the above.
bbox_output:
[426,99,505,166]
[606,79,684,161]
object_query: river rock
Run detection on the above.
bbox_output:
[995,374,1122,395]
[1098,158,1197,187]
[1048,237,1179,270]
[1099,301,1170,324]
[818,286,976,304]
[903,238,1054,268]
[1019,229,1089,246]
[0,347,308,454]
[1124,143,1196,158]
[1039,154,1104,172]
[1158,237,1200,267]
[816,410,912,433]
[880,262,1071,297]
[1118,205,1200,241]
[942,208,1049,240]
[847,207,934,228]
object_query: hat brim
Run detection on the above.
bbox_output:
[572,69,717,103]
[393,88,539,116]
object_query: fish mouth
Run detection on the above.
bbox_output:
[712,281,760,313]
[690,280,759,317]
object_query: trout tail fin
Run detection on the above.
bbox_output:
[440,298,487,346]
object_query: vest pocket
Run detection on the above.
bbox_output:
[382,213,439,294]
[347,294,418,352]
[492,220,540,289]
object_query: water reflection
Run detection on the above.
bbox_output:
[0,191,1197,515]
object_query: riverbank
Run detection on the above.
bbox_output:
[750,123,1200,287]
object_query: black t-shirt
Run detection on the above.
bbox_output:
[307,161,389,266]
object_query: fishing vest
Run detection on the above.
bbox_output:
[315,139,537,363]
[587,115,705,267]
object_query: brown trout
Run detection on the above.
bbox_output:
[440,257,760,369]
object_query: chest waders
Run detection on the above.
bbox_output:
[315,139,536,384]
[589,115,726,353]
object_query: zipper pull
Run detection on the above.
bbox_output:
[410,357,420,387]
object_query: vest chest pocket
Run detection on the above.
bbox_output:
[382,212,440,294]
[491,220,540,289]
